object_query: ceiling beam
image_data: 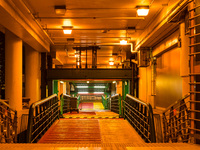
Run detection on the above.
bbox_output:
[36,17,144,20]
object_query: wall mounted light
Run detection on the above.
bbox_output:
[136,6,149,16]
[120,39,127,45]
[109,61,114,65]
[55,5,66,15]
[62,26,73,34]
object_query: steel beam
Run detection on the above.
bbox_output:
[47,69,132,80]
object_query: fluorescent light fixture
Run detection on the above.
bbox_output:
[94,92,104,94]
[62,26,73,34]
[60,81,64,83]
[109,61,114,65]
[76,86,88,88]
[136,6,149,16]
[78,92,89,94]
[120,39,127,45]
[54,5,66,15]
[94,86,106,88]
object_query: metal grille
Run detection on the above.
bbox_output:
[123,94,156,143]
[162,94,190,143]
[0,100,17,143]
[27,94,59,143]
[189,0,200,143]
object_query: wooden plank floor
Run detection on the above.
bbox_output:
[38,119,101,144]
[38,117,144,144]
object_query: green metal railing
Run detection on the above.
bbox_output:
[77,95,81,108]
[27,94,59,143]
[61,94,80,114]
[102,95,110,109]
[61,94,71,114]
[0,100,17,143]
[110,94,122,117]
[123,94,156,143]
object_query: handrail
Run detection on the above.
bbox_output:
[126,94,147,106]
[123,94,156,143]
[162,94,190,143]
[0,100,18,143]
[27,94,59,143]
[163,94,190,114]
[0,99,16,112]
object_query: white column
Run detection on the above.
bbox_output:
[25,45,41,105]
[5,30,22,111]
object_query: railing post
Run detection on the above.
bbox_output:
[27,104,34,143]
[14,111,18,143]
[148,104,156,143]
[119,95,122,117]
[60,95,63,115]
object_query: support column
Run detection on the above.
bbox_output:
[5,30,22,111]
[47,80,53,96]
[180,22,189,96]
[25,45,41,105]
[41,53,47,99]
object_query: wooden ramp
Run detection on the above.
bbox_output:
[38,117,144,144]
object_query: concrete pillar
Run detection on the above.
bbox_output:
[25,45,41,105]
[180,22,190,96]
[5,30,22,111]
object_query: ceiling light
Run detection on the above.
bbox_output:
[109,61,114,65]
[76,86,88,88]
[62,26,73,34]
[87,81,90,83]
[94,92,104,94]
[120,40,127,45]
[78,92,89,94]
[54,5,66,15]
[136,6,149,16]
[94,86,106,88]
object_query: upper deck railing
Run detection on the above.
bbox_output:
[0,100,17,143]
[123,94,156,143]
[162,94,191,143]
[27,94,59,143]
